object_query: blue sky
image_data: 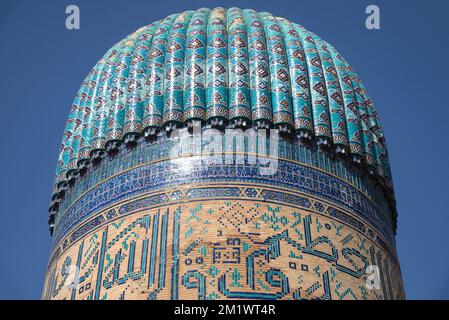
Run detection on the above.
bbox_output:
[0,0,448,299]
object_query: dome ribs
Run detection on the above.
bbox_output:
[67,69,96,180]
[55,87,83,187]
[354,74,384,141]
[162,11,194,133]
[227,7,251,129]
[359,85,388,178]
[278,18,313,140]
[295,24,332,147]
[105,30,143,150]
[205,7,229,128]
[123,23,159,142]
[142,14,179,137]
[183,8,210,128]
[76,65,101,168]
[312,35,348,153]
[90,43,123,157]
[243,9,272,129]
[326,43,364,162]
[347,68,377,171]
[78,46,117,168]
[259,11,294,134]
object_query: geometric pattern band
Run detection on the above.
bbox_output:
[52,156,395,253]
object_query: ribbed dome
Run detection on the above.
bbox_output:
[52,7,394,221]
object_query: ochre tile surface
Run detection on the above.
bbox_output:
[43,197,404,300]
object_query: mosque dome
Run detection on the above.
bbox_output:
[44,8,403,300]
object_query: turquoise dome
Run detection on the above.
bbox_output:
[50,7,395,229]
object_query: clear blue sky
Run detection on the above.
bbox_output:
[0,0,448,299]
